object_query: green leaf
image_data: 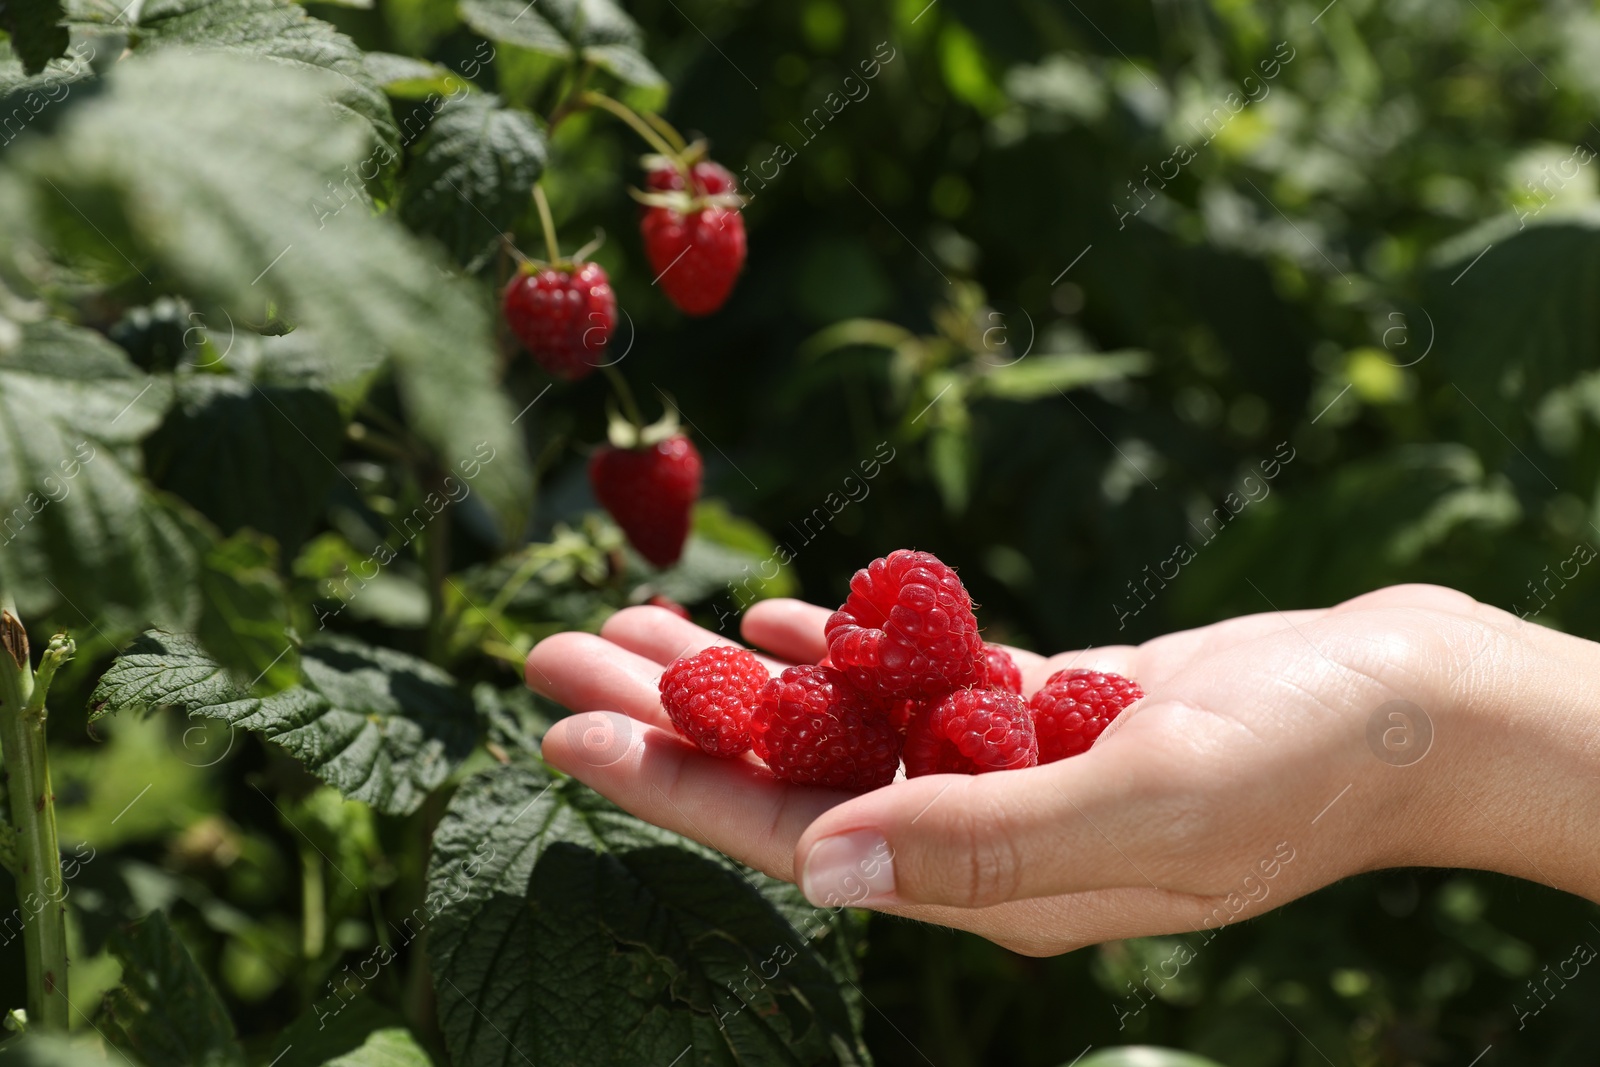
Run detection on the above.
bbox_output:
[976,350,1151,401]
[197,530,299,693]
[426,761,869,1066]
[101,911,245,1067]
[144,373,345,553]
[131,0,400,169]
[397,94,547,268]
[4,51,533,538]
[459,0,660,84]
[0,317,203,629]
[266,991,435,1066]
[0,0,69,74]
[89,631,478,815]
[364,49,475,98]
[1076,1051,1230,1067]
[1425,211,1600,423]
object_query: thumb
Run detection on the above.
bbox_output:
[794,747,1187,911]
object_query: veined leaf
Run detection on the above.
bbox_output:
[197,530,299,693]
[0,0,69,74]
[0,317,201,628]
[131,0,400,168]
[2,51,533,537]
[426,761,869,1066]
[398,94,547,268]
[89,631,478,815]
[101,911,245,1067]
[364,49,475,98]
[266,992,435,1066]
[459,0,662,86]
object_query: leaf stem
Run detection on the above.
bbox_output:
[602,364,645,431]
[0,612,70,1031]
[580,90,678,159]
[643,110,688,154]
[532,184,561,264]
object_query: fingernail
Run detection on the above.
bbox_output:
[800,830,895,907]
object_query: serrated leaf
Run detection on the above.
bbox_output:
[197,530,299,693]
[144,374,344,553]
[426,761,868,1067]
[0,0,69,74]
[100,911,245,1067]
[4,51,533,538]
[397,94,546,268]
[458,0,564,52]
[0,318,203,628]
[131,0,399,169]
[89,631,478,815]
[976,349,1151,401]
[459,0,653,85]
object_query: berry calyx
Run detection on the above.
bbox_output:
[825,550,984,700]
[903,687,1038,777]
[751,665,901,791]
[1029,669,1144,763]
[658,646,770,757]
[501,261,617,381]
[589,433,702,568]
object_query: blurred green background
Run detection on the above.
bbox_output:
[7,0,1600,1062]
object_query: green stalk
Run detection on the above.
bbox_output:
[0,611,73,1031]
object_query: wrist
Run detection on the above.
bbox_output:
[1403,615,1600,901]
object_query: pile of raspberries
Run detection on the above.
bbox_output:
[657,550,1143,790]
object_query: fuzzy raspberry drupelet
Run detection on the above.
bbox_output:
[825,550,984,700]
[977,644,1023,695]
[751,665,902,791]
[640,204,746,316]
[588,434,702,568]
[903,687,1037,776]
[501,262,617,381]
[1029,669,1144,763]
[658,646,770,757]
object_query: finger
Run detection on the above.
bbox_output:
[601,604,790,675]
[525,631,675,732]
[540,711,1228,953]
[541,711,845,880]
[792,729,1197,910]
[741,599,832,664]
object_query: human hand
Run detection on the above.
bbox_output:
[527,584,1600,956]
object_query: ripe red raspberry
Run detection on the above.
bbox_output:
[751,666,901,791]
[978,645,1022,695]
[589,434,702,568]
[1030,669,1144,763]
[640,204,745,316]
[658,646,770,757]
[903,687,1037,776]
[644,160,738,196]
[825,550,984,700]
[501,261,616,381]
[647,594,691,620]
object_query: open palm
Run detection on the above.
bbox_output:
[528,584,1597,956]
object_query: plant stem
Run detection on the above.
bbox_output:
[0,613,71,1031]
[532,184,561,263]
[602,364,645,431]
[643,110,688,153]
[300,843,325,960]
[581,90,679,158]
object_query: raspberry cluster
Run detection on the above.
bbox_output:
[656,549,1144,790]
